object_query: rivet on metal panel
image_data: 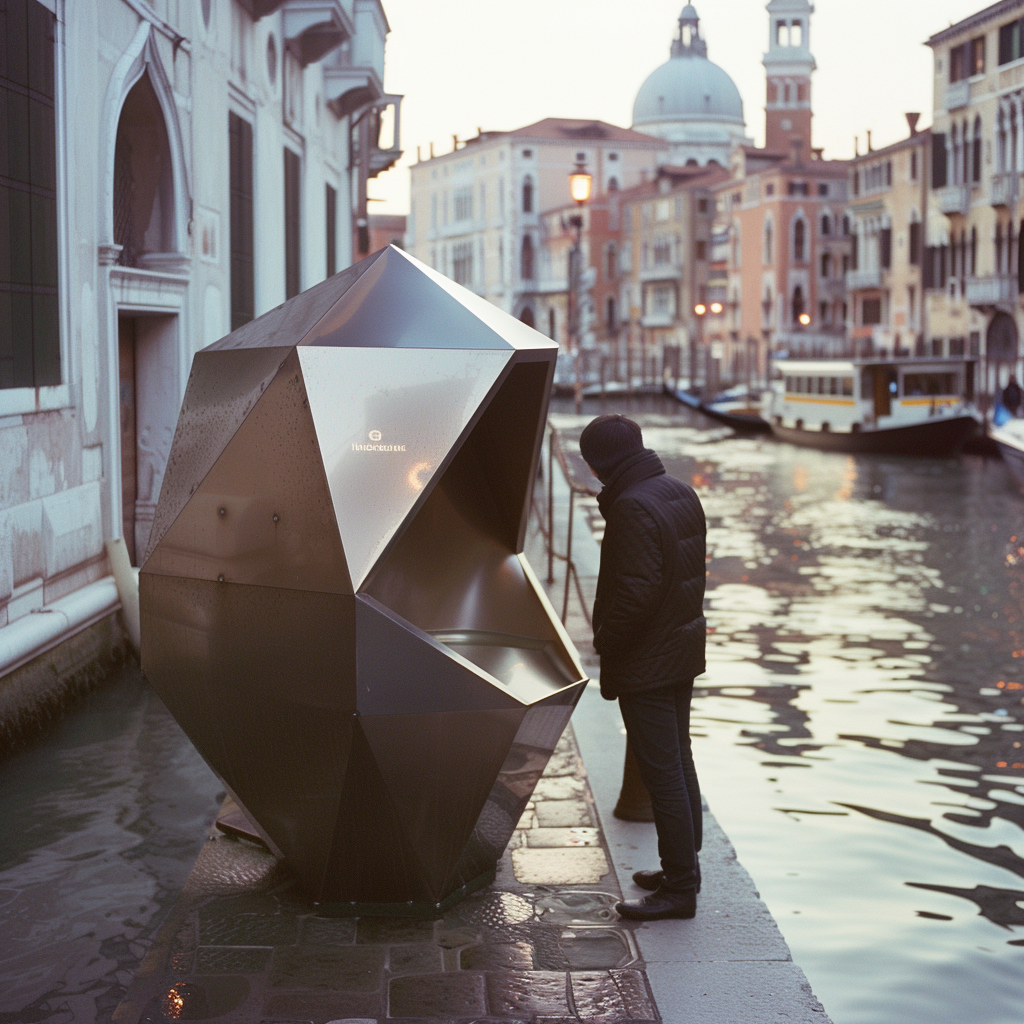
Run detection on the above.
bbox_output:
[217,575,224,582]
[272,513,279,523]
[218,507,226,516]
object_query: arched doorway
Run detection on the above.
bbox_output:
[988,311,1019,362]
[987,311,1020,403]
[111,69,187,563]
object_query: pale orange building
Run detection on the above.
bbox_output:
[706,0,851,379]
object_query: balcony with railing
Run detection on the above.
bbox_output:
[282,1,354,65]
[639,261,683,283]
[990,172,1019,207]
[936,185,971,216]
[965,275,1018,307]
[846,267,883,290]
[945,79,970,111]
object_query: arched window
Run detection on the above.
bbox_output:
[793,217,806,261]
[792,285,805,322]
[114,73,175,267]
[606,243,617,280]
[607,176,619,192]
[519,306,535,328]
[606,296,616,329]
[764,217,774,263]
[821,252,831,278]
[820,213,830,235]
[522,175,534,214]
[951,124,960,185]
[520,234,534,279]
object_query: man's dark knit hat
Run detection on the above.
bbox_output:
[579,414,644,479]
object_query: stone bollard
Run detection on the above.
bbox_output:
[613,738,655,822]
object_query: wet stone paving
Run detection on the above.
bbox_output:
[114,728,659,1024]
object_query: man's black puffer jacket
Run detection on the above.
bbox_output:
[592,448,706,700]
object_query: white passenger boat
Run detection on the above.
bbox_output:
[764,357,980,456]
[991,417,1024,488]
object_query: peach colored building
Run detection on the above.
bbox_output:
[706,0,851,381]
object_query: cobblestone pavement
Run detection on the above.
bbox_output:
[112,726,659,1024]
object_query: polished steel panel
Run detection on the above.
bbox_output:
[443,358,554,553]
[143,347,292,564]
[141,245,587,909]
[140,574,357,894]
[359,708,526,901]
[362,427,582,687]
[452,685,584,886]
[320,721,433,903]
[145,350,352,593]
[205,250,382,352]
[298,345,510,590]
[355,596,522,714]
[397,247,557,351]
[298,245,514,351]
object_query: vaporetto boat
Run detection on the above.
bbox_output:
[763,357,981,456]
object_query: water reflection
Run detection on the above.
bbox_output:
[556,397,1024,1024]
[0,665,220,1023]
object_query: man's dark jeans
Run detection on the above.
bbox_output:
[618,681,702,893]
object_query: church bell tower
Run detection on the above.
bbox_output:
[763,0,815,157]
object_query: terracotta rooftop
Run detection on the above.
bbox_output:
[465,118,664,147]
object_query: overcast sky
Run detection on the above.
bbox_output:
[369,0,990,215]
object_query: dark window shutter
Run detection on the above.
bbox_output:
[229,112,255,331]
[909,222,922,265]
[1018,221,1024,294]
[851,233,858,271]
[923,246,935,289]
[284,148,301,299]
[880,228,892,269]
[973,135,982,182]
[325,184,337,277]
[932,133,947,188]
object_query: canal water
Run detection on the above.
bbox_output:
[558,394,1024,1024]
[0,665,220,1023]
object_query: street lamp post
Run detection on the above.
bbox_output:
[693,302,707,400]
[567,161,592,413]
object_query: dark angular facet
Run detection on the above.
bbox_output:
[141,246,587,911]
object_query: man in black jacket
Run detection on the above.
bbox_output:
[580,414,707,921]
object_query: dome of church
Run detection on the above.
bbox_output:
[633,6,744,129]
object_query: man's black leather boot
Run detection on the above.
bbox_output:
[615,888,697,921]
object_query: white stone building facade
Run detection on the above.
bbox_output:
[0,0,400,698]
[406,119,664,327]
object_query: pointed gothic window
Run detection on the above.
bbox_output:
[794,217,806,262]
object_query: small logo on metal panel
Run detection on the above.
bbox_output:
[351,428,407,452]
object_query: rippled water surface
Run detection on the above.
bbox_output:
[562,396,1024,1024]
[0,666,220,1023]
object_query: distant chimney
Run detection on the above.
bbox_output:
[854,136,859,157]
[429,141,435,158]
[906,112,921,136]
[416,144,422,162]
[452,133,459,151]
[866,130,873,152]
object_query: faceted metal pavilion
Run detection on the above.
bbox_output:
[139,246,588,913]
